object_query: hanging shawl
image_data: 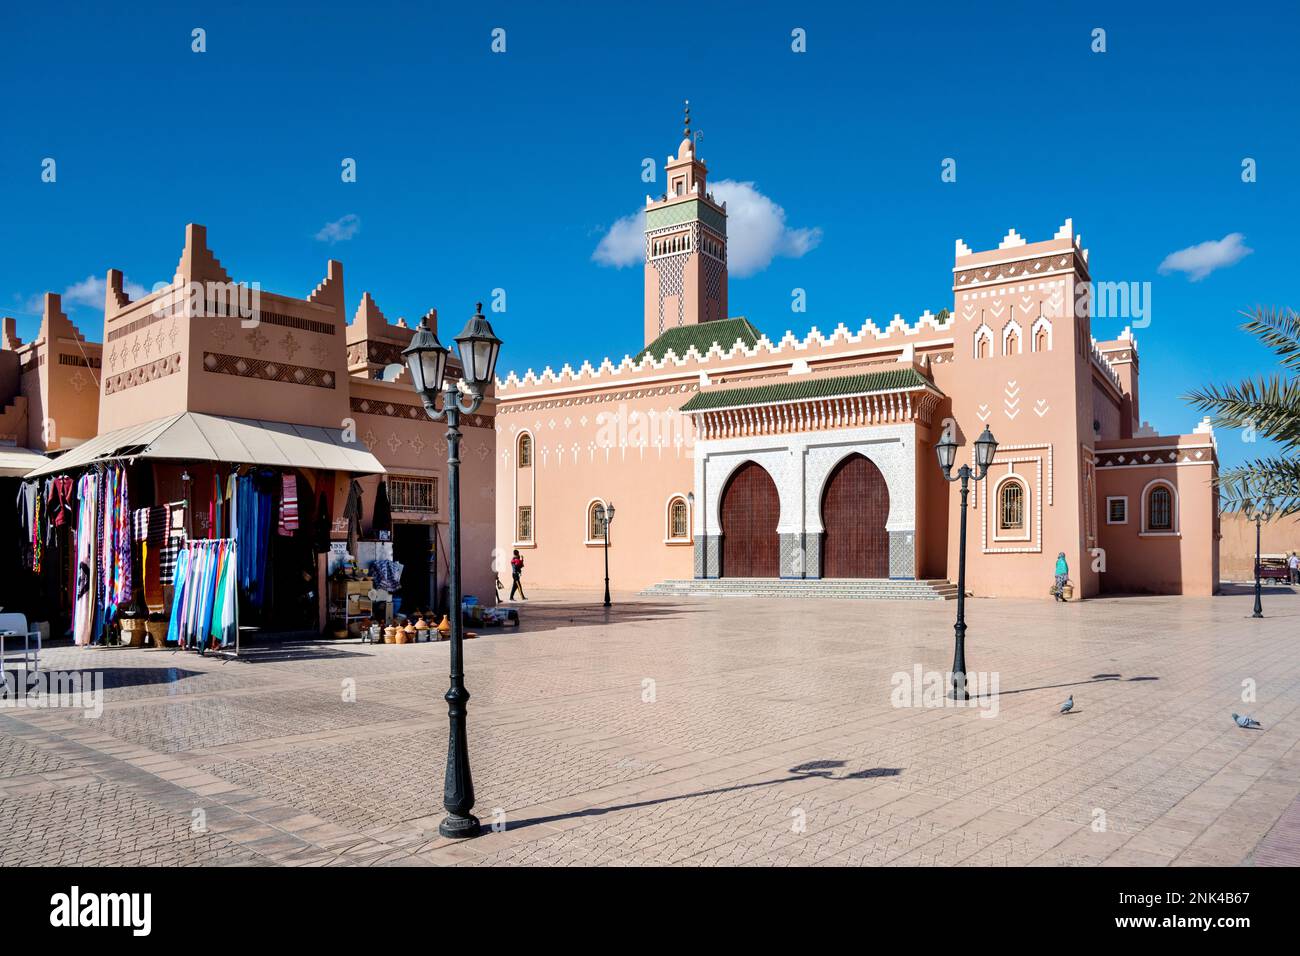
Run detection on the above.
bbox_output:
[373,479,392,536]
[343,479,364,554]
[73,472,99,646]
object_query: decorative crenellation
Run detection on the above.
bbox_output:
[1089,336,1123,391]
[496,310,956,393]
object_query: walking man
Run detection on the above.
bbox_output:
[509,549,527,601]
[1288,551,1299,585]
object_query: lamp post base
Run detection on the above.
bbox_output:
[438,812,482,839]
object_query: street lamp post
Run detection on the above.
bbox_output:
[403,303,502,840]
[602,503,616,608]
[935,424,998,700]
[1252,507,1264,619]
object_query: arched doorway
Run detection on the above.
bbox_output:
[720,461,780,577]
[821,453,890,578]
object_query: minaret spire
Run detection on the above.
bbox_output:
[683,99,691,139]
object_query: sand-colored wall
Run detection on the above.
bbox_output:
[1220,512,1300,581]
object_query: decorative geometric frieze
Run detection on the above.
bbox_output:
[954,252,1086,289]
[202,351,335,389]
[348,396,491,429]
[104,352,183,396]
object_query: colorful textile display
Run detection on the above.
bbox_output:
[15,480,38,570]
[73,472,100,646]
[278,473,298,535]
[235,474,272,606]
[98,463,132,633]
[166,538,238,650]
[160,502,183,585]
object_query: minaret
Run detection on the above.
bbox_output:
[643,100,728,346]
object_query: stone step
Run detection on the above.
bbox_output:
[640,578,958,601]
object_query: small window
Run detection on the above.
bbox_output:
[1107,497,1127,524]
[998,482,1024,531]
[518,434,532,468]
[388,476,438,515]
[589,501,607,541]
[1034,327,1049,352]
[516,505,532,542]
[668,497,689,540]
[1147,486,1172,531]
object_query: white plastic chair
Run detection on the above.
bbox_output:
[0,612,41,676]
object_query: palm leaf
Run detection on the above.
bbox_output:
[1241,305,1300,370]
[1216,457,1300,516]
[1183,374,1300,449]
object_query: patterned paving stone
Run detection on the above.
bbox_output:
[1,589,1297,866]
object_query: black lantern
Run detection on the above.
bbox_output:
[935,428,958,478]
[973,425,998,477]
[454,303,503,392]
[402,320,449,405]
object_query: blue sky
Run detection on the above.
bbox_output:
[1,1,1295,470]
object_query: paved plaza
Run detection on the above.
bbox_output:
[1,588,1297,867]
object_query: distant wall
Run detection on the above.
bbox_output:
[1220,512,1300,581]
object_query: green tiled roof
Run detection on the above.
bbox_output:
[680,368,935,413]
[635,317,760,363]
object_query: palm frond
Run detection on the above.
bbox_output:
[1215,457,1300,517]
[1183,374,1300,449]
[1241,306,1300,371]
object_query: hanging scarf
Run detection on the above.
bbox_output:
[73,472,100,646]
[278,472,298,535]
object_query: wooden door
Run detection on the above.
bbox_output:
[821,454,890,578]
[720,461,780,577]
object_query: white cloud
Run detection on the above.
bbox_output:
[1158,232,1253,282]
[591,209,646,268]
[591,179,821,277]
[62,274,148,309]
[315,214,361,244]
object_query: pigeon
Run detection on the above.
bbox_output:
[1060,695,1074,714]
[1232,713,1261,729]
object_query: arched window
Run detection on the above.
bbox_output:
[974,324,992,359]
[588,500,607,541]
[668,496,689,540]
[998,480,1025,531]
[1147,484,1173,531]
[517,433,532,467]
[1031,315,1053,353]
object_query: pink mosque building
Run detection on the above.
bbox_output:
[492,119,1222,599]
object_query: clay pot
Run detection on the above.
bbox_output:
[383,624,397,643]
[437,614,451,640]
